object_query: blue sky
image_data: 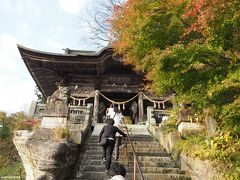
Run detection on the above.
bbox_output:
[0,0,105,114]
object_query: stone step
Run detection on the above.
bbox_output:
[87,143,161,149]
[79,159,177,167]
[92,124,152,136]
[80,161,179,171]
[75,125,191,180]
[82,152,171,160]
[85,142,163,149]
[91,135,154,138]
[77,171,191,180]
[90,137,155,142]
[79,165,185,174]
[92,136,155,142]
[87,141,161,147]
[91,134,153,137]
[81,156,175,165]
[81,157,175,165]
[128,140,159,145]
[84,148,165,155]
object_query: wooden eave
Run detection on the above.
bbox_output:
[17,44,144,98]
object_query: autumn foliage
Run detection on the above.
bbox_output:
[109,0,240,120]
[109,0,240,176]
[0,111,37,169]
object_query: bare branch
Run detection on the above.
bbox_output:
[80,0,125,47]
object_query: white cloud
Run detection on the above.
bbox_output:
[82,25,93,38]
[0,33,36,114]
[0,0,99,114]
[17,23,32,38]
[0,82,36,114]
[43,38,64,52]
[0,0,40,18]
[0,34,19,73]
[59,0,88,15]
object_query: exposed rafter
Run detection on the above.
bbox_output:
[17,44,144,98]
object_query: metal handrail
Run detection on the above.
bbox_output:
[123,125,144,180]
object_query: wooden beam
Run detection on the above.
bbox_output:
[92,90,100,124]
[138,92,144,123]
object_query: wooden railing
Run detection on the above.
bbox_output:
[123,125,144,180]
[68,105,89,124]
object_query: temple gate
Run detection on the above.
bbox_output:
[18,44,172,138]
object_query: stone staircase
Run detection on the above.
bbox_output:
[75,124,191,180]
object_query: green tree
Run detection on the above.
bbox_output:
[0,111,28,139]
[109,0,240,176]
[34,85,46,104]
[109,0,240,130]
[0,112,10,139]
[0,111,27,169]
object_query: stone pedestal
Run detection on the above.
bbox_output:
[178,122,206,136]
[68,103,93,144]
[147,106,156,126]
[205,113,217,137]
[41,117,67,129]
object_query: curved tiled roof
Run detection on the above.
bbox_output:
[17,44,144,98]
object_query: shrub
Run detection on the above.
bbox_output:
[54,127,70,141]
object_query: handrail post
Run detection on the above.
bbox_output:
[122,119,144,180]
[134,154,136,180]
[124,126,144,180]
[124,139,129,166]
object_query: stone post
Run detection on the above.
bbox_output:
[147,106,156,127]
[138,92,144,123]
[92,90,100,124]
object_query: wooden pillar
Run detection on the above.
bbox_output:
[138,92,144,123]
[93,90,100,124]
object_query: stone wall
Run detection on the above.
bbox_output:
[148,125,181,159]
[180,154,224,180]
[68,104,93,144]
[148,124,225,180]
[13,129,78,180]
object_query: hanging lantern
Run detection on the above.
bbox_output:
[123,103,125,110]
[118,104,121,110]
[154,102,156,108]
[163,102,165,109]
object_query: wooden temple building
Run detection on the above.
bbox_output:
[18,44,172,130]
[15,45,196,180]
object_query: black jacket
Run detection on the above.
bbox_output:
[98,124,126,142]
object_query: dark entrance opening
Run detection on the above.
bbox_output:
[98,92,138,124]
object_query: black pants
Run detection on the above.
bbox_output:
[115,136,122,160]
[102,139,115,170]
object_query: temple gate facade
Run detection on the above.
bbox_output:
[18,44,172,137]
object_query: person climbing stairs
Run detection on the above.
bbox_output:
[75,124,191,180]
